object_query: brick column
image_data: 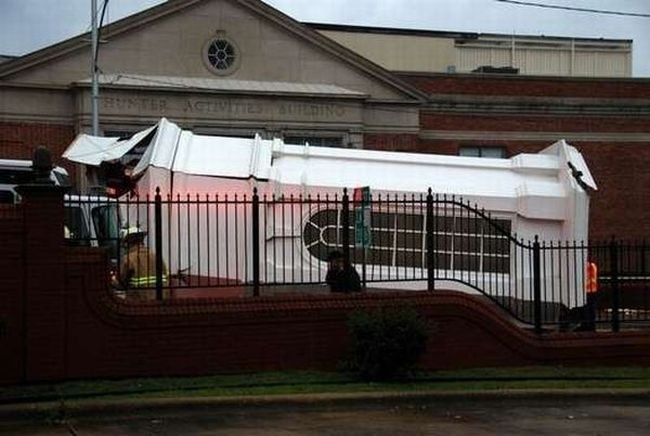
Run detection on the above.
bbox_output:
[15,184,67,382]
[0,206,25,385]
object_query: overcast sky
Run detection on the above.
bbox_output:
[1,0,649,76]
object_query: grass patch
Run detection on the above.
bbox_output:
[2,367,650,404]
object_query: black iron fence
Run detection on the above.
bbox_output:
[64,188,650,332]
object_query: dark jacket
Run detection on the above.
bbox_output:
[326,265,362,293]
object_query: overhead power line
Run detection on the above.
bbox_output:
[95,0,110,64]
[495,0,650,18]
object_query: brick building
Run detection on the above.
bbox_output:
[1,0,649,240]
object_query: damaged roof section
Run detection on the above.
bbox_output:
[64,118,274,180]
[64,117,597,198]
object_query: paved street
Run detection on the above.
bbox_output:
[3,397,649,435]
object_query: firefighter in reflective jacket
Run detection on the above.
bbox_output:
[119,226,168,299]
[584,260,599,331]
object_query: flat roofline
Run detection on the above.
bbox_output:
[395,71,650,83]
[306,22,633,44]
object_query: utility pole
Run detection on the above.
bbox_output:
[91,0,99,136]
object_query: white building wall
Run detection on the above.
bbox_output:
[316,28,632,77]
[456,38,631,77]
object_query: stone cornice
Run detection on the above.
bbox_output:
[420,130,650,143]
[424,95,650,116]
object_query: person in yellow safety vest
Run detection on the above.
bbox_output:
[584,260,599,331]
[119,226,169,300]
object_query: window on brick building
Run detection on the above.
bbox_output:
[203,34,240,76]
[459,146,507,158]
[284,136,343,148]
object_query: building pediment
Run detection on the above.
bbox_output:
[0,0,425,102]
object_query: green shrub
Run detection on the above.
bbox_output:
[342,306,430,381]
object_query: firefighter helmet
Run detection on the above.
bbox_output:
[120,226,146,242]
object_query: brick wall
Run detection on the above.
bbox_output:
[0,205,25,385]
[2,186,650,386]
[420,112,650,133]
[399,73,650,99]
[406,73,650,236]
[577,142,650,240]
[415,108,650,240]
[9,251,650,385]
[0,122,76,177]
[364,133,421,152]
[370,131,650,240]
[17,185,68,381]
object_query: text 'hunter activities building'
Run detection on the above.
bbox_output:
[0,0,649,240]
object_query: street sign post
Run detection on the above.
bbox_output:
[353,186,371,247]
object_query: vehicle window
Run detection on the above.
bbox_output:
[0,190,15,204]
[64,206,91,245]
[0,169,33,185]
[52,171,71,187]
[91,205,121,258]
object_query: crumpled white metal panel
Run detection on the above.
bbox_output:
[63,118,596,226]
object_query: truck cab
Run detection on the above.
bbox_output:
[0,158,71,203]
[0,159,121,259]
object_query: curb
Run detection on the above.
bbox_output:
[2,389,650,422]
